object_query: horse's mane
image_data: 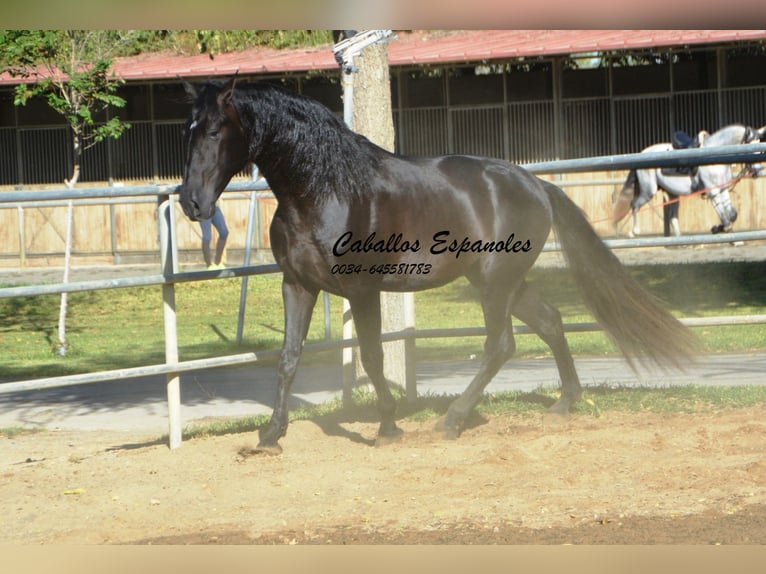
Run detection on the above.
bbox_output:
[231,82,390,202]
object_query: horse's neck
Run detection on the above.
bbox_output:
[252,133,359,207]
[238,88,386,207]
[241,107,309,180]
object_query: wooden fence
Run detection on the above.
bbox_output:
[0,169,764,269]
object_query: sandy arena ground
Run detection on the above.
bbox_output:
[3,405,766,545]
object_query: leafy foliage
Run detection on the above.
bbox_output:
[1,30,131,164]
[0,30,333,165]
[107,30,334,57]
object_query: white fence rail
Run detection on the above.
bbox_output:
[2,144,766,448]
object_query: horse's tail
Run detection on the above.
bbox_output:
[611,169,637,224]
[541,180,698,369]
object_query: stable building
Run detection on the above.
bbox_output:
[2,29,765,186]
[1,30,765,267]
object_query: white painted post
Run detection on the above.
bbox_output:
[403,291,416,403]
[159,197,182,449]
[237,190,258,343]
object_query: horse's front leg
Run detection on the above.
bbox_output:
[348,292,403,444]
[256,278,318,454]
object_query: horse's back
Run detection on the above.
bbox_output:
[361,153,553,284]
[384,154,552,228]
[390,154,547,202]
[641,143,672,154]
[423,155,553,251]
[703,124,747,147]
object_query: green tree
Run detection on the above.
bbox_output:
[0,30,134,355]
[1,30,132,187]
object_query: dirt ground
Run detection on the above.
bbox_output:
[3,405,766,545]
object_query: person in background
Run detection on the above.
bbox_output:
[200,204,228,270]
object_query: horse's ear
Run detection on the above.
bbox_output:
[218,73,239,108]
[180,77,197,100]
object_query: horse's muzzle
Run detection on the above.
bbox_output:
[179,189,214,221]
[179,194,200,221]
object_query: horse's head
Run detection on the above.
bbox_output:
[744,124,766,143]
[694,123,766,233]
[746,124,766,165]
[744,125,766,183]
[696,162,738,233]
[709,124,766,232]
[180,78,249,221]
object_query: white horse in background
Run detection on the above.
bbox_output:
[613,124,765,237]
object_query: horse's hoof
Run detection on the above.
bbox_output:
[549,396,576,412]
[239,443,283,458]
[542,411,570,426]
[433,416,461,440]
[375,427,404,447]
[543,398,574,425]
[547,400,570,415]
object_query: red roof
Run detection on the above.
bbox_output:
[3,30,766,85]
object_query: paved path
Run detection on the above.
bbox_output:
[1,353,764,433]
[2,241,764,433]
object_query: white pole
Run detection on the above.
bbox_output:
[237,166,260,343]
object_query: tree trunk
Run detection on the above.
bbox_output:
[57,133,81,356]
[351,40,410,391]
[56,199,73,356]
[351,43,395,150]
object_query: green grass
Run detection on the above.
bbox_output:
[3,381,764,440]
[413,259,766,360]
[0,426,43,438]
[174,383,766,442]
[1,260,766,381]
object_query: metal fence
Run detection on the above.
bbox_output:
[1,143,766,449]
[395,85,766,162]
[3,86,765,187]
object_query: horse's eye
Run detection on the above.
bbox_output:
[208,130,220,140]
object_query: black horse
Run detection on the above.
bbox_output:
[180,78,698,454]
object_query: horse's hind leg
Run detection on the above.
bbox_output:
[436,284,519,439]
[612,174,636,235]
[348,292,403,444]
[512,282,582,415]
[256,278,318,454]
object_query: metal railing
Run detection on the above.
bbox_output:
[1,143,766,449]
